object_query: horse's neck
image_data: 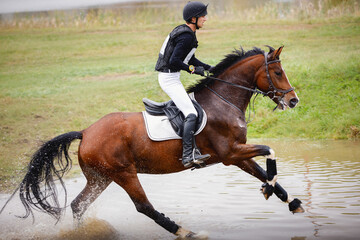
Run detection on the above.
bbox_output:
[209,58,260,113]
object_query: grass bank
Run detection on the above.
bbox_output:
[0,0,359,191]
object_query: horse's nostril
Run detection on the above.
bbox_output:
[290,98,299,107]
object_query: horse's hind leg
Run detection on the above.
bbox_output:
[234,158,304,213]
[71,171,112,223]
[112,169,196,239]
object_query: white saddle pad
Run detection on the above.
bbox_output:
[142,94,207,141]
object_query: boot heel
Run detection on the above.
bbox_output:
[182,157,194,168]
[193,148,211,164]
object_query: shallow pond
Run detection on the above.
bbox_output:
[1,139,359,240]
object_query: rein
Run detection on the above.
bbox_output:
[204,75,264,123]
[205,81,261,123]
[204,75,266,96]
[204,52,294,120]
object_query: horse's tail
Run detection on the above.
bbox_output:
[17,131,82,222]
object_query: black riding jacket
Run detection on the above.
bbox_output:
[155,24,210,73]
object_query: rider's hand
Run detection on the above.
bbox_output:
[190,66,205,76]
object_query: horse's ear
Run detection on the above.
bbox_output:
[265,45,275,54]
[274,46,284,59]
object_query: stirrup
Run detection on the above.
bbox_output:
[193,148,211,164]
[181,148,210,168]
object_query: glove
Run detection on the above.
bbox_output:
[208,66,215,73]
[189,65,205,76]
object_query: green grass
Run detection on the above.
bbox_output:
[0,0,359,191]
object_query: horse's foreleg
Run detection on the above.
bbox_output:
[225,144,277,199]
[71,174,112,224]
[233,158,304,213]
[113,169,196,239]
[225,144,273,161]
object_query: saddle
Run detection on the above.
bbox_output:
[142,98,204,137]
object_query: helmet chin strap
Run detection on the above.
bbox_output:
[189,17,199,29]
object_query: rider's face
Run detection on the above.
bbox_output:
[196,15,207,28]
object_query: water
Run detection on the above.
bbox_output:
[0,0,176,14]
[0,0,275,27]
[0,0,276,14]
[0,139,359,240]
[2,0,355,27]
[0,0,294,21]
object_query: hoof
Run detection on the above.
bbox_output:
[73,215,84,228]
[289,198,305,214]
[292,205,305,213]
[176,228,208,240]
[260,183,274,200]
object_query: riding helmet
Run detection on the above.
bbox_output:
[183,1,208,22]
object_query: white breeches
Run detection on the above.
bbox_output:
[158,72,197,117]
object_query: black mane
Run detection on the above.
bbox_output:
[187,47,265,93]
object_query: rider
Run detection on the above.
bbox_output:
[155,1,211,168]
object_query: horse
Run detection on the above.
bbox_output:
[1,46,303,239]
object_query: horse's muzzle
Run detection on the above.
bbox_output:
[289,97,299,108]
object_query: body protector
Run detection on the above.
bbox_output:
[155,24,198,72]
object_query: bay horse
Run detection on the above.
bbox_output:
[1,46,303,239]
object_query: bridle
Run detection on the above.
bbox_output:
[204,52,295,120]
[263,51,294,100]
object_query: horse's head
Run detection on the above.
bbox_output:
[255,46,299,110]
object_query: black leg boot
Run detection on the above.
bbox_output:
[182,114,211,168]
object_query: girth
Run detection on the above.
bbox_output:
[142,98,204,137]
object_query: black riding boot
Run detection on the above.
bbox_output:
[182,113,211,168]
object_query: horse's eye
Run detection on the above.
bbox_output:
[275,71,282,76]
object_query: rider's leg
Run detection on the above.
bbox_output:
[158,72,210,168]
[181,113,210,168]
[158,72,197,117]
